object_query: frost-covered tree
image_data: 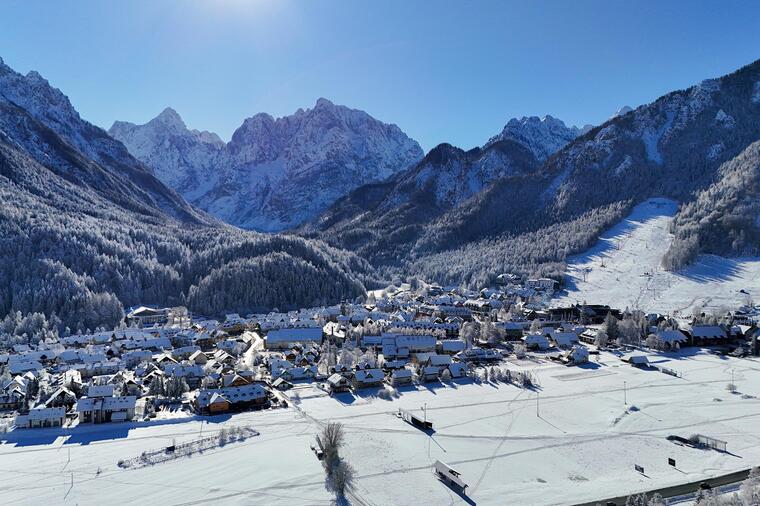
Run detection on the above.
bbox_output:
[165,376,189,399]
[460,322,479,350]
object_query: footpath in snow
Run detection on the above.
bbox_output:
[557,198,760,314]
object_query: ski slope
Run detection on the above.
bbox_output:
[557,198,760,314]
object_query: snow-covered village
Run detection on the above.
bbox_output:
[6,2,760,505]
[5,256,760,505]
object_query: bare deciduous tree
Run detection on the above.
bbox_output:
[329,460,355,497]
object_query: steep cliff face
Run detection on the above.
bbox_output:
[110,98,423,231]
[0,58,210,225]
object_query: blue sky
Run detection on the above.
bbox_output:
[2,0,759,151]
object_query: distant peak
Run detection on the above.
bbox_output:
[26,70,45,81]
[157,106,181,121]
[424,143,465,164]
[612,105,634,118]
[315,97,335,108]
[241,112,275,125]
[152,107,186,130]
[508,115,568,128]
[488,113,581,161]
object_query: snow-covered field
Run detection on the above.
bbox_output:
[557,198,760,314]
[4,350,760,505]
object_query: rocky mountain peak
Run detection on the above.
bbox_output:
[487,114,582,162]
[152,106,187,131]
[111,99,423,231]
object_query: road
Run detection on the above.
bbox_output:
[574,468,751,506]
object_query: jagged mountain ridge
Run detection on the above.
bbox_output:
[109,98,424,231]
[302,114,585,264]
[484,115,590,162]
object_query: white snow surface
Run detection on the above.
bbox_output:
[558,198,760,313]
[5,350,760,505]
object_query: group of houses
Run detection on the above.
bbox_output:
[4,276,760,432]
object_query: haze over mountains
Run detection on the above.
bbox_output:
[110,99,424,231]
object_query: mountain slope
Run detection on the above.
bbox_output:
[664,140,760,269]
[0,60,374,332]
[302,115,584,264]
[552,198,760,313]
[0,58,210,225]
[406,58,760,281]
[109,98,423,231]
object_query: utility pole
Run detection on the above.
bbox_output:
[536,391,540,417]
[624,381,627,405]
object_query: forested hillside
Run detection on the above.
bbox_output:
[301,114,588,265]
[313,58,760,288]
[664,140,760,270]
[0,61,373,335]
[416,59,760,256]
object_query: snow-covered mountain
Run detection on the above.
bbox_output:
[110,98,423,231]
[306,58,760,286]
[110,107,225,193]
[403,58,760,286]
[302,114,586,263]
[485,115,587,162]
[0,57,210,225]
[0,58,374,330]
[611,105,634,118]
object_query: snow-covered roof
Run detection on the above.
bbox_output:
[266,327,322,344]
[655,330,688,343]
[524,334,550,345]
[327,373,348,386]
[87,384,114,397]
[440,340,466,352]
[16,406,65,425]
[551,331,579,346]
[426,354,452,366]
[354,369,384,383]
[195,384,266,408]
[690,325,727,339]
[75,395,136,412]
[391,368,413,379]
